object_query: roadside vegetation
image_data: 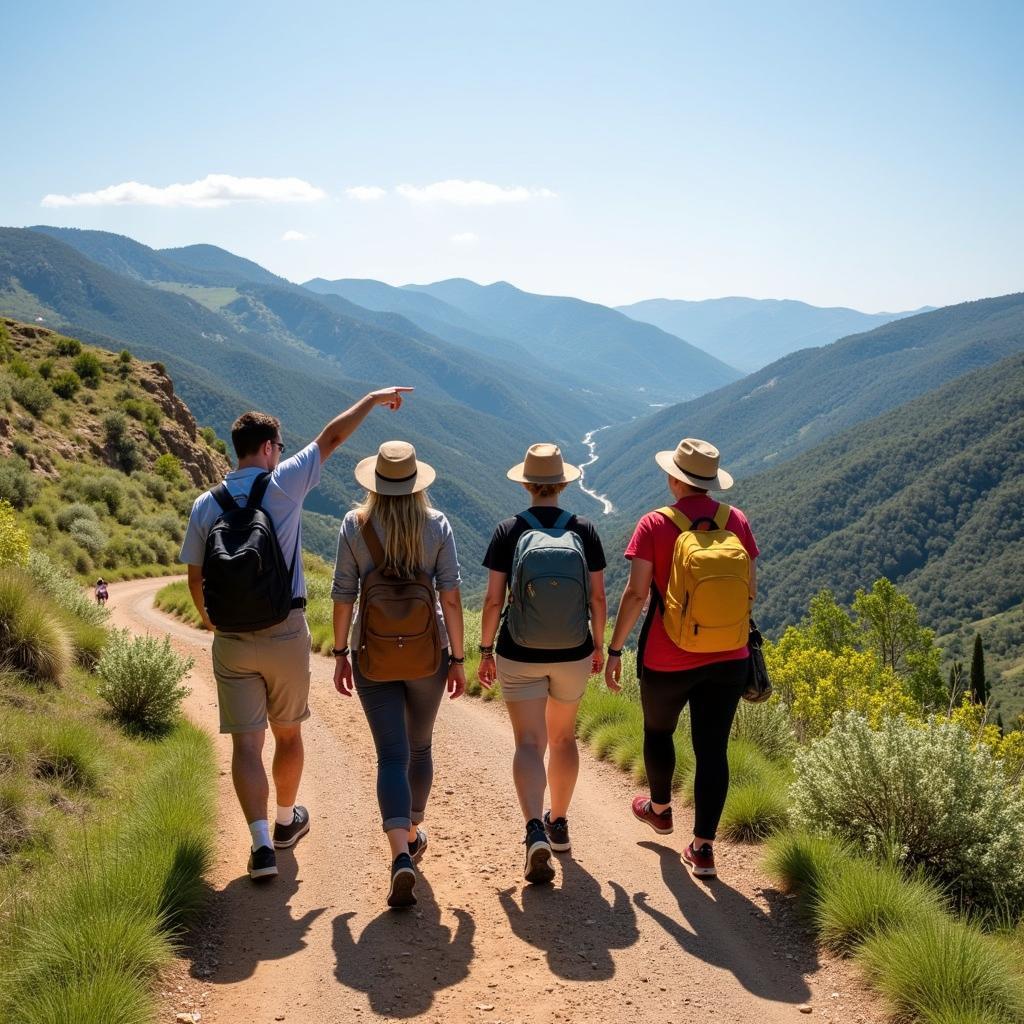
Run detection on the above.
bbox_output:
[0,322,218,1022]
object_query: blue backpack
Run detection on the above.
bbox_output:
[506,510,591,650]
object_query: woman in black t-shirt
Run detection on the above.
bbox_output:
[479,444,608,884]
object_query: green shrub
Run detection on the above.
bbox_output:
[12,375,53,417]
[97,630,193,734]
[859,915,1024,1023]
[53,335,81,356]
[50,370,81,400]
[37,358,54,380]
[153,452,183,483]
[69,517,108,558]
[718,771,790,842]
[136,471,167,502]
[118,349,132,364]
[731,698,796,762]
[25,550,107,627]
[0,499,30,568]
[79,473,125,516]
[0,775,34,862]
[29,717,105,790]
[69,618,107,670]
[72,352,103,387]
[56,501,99,531]
[815,857,945,953]
[764,831,854,901]
[9,355,32,378]
[0,571,73,684]
[16,967,153,1024]
[792,713,1024,914]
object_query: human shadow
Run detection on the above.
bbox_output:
[497,856,639,980]
[634,841,814,1004]
[197,852,326,984]
[333,874,475,1017]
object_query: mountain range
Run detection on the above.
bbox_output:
[617,296,931,371]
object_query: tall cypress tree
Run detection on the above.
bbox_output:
[970,634,987,705]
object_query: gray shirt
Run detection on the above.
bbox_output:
[180,441,321,599]
[331,508,462,649]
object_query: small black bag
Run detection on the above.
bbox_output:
[743,619,773,704]
[202,473,294,632]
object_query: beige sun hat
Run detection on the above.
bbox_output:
[506,443,581,484]
[655,438,734,491]
[354,441,436,495]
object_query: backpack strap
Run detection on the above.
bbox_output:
[655,505,692,532]
[552,509,573,531]
[517,510,543,531]
[247,472,273,511]
[713,502,732,530]
[211,482,238,514]
[360,518,387,568]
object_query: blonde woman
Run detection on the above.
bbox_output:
[331,441,466,908]
[478,444,607,884]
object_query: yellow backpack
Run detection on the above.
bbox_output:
[654,503,751,653]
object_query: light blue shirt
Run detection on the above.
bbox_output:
[180,441,321,599]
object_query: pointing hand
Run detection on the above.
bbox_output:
[370,386,414,411]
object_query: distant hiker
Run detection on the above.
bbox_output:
[94,578,108,606]
[180,387,412,882]
[605,439,757,879]
[331,441,465,909]
[478,444,608,884]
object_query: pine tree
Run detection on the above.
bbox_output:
[970,634,987,705]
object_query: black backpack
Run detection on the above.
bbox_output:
[202,473,294,632]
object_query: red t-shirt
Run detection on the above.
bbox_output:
[624,496,760,672]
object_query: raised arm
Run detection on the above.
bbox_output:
[315,387,414,463]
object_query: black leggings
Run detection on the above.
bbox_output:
[640,659,746,840]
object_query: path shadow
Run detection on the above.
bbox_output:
[197,851,326,984]
[333,874,475,1017]
[498,856,639,980]
[634,841,814,1004]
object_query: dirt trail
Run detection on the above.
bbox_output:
[109,578,881,1024]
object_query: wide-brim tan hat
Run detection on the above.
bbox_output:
[355,440,436,495]
[655,437,734,490]
[507,442,581,484]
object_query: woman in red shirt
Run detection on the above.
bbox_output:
[605,439,758,879]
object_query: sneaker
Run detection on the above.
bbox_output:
[408,827,428,864]
[247,845,278,881]
[631,796,674,835]
[523,818,555,884]
[273,805,310,849]
[683,841,717,878]
[543,810,571,853]
[387,852,417,908]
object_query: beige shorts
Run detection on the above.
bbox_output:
[495,654,591,704]
[211,609,312,734]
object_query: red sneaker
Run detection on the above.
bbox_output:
[683,841,717,878]
[631,796,674,835]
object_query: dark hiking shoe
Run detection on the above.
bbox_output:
[524,818,555,884]
[388,853,417,908]
[273,805,310,849]
[631,796,674,835]
[408,827,428,864]
[248,845,278,881]
[684,841,717,878]
[543,810,571,852]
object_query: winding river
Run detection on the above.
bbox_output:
[577,426,615,515]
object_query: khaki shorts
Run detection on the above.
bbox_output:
[211,610,312,734]
[495,654,591,704]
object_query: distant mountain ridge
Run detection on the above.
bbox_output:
[617,295,932,371]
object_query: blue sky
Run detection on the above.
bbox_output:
[4,1,1022,310]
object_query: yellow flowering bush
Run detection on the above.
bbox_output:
[949,698,1024,782]
[0,499,30,569]
[766,627,918,742]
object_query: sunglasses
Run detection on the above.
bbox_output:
[271,440,286,454]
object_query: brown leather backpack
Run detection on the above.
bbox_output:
[356,519,443,682]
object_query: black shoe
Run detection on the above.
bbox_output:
[408,827,428,864]
[524,819,555,884]
[247,845,278,881]
[544,810,571,853]
[273,806,310,849]
[388,853,417,908]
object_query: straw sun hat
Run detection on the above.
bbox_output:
[354,441,436,495]
[506,443,581,484]
[655,438,734,491]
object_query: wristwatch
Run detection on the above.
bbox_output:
[608,646,623,658]
[331,646,350,657]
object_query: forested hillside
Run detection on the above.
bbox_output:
[589,292,1024,519]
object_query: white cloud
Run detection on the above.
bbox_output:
[40,174,327,209]
[449,232,479,245]
[345,185,387,201]
[281,230,309,241]
[396,179,557,205]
